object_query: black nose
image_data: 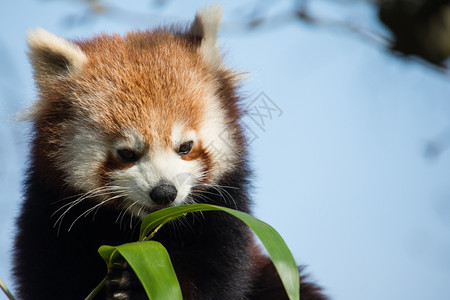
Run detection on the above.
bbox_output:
[150,184,177,205]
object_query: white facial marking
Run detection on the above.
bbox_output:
[172,123,197,148]
[115,128,146,153]
[57,123,108,192]
[198,92,237,178]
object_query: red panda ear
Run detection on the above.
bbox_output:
[26,28,87,81]
[189,5,223,68]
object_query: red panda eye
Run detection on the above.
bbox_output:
[117,149,139,163]
[178,141,193,155]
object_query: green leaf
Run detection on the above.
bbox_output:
[140,204,300,300]
[98,245,118,266]
[98,241,182,300]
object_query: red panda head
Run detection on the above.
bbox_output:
[26,7,245,218]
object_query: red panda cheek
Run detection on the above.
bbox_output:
[199,153,214,184]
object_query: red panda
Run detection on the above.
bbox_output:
[13,6,327,300]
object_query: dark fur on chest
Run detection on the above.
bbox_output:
[13,163,257,300]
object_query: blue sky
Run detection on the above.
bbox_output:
[1,1,450,299]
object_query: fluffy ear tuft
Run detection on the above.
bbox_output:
[189,5,223,67]
[27,28,87,79]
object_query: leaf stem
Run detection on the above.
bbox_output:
[84,276,107,300]
[141,213,187,241]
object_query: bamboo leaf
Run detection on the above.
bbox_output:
[98,245,118,265]
[139,204,300,300]
[98,241,182,300]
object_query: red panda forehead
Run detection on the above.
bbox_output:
[72,31,212,146]
[81,87,206,149]
[77,30,204,75]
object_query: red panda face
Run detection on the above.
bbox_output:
[26,8,245,218]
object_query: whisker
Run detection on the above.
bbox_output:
[52,186,128,233]
[53,189,126,233]
[192,183,239,210]
[67,194,126,232]
[51,186,109,217]
[119,200,140,229]
[52,186,128,218]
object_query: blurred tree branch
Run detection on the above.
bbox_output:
[378,0,450,68]
[238,0,450,74]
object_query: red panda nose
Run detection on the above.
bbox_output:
[150,184,178,205]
